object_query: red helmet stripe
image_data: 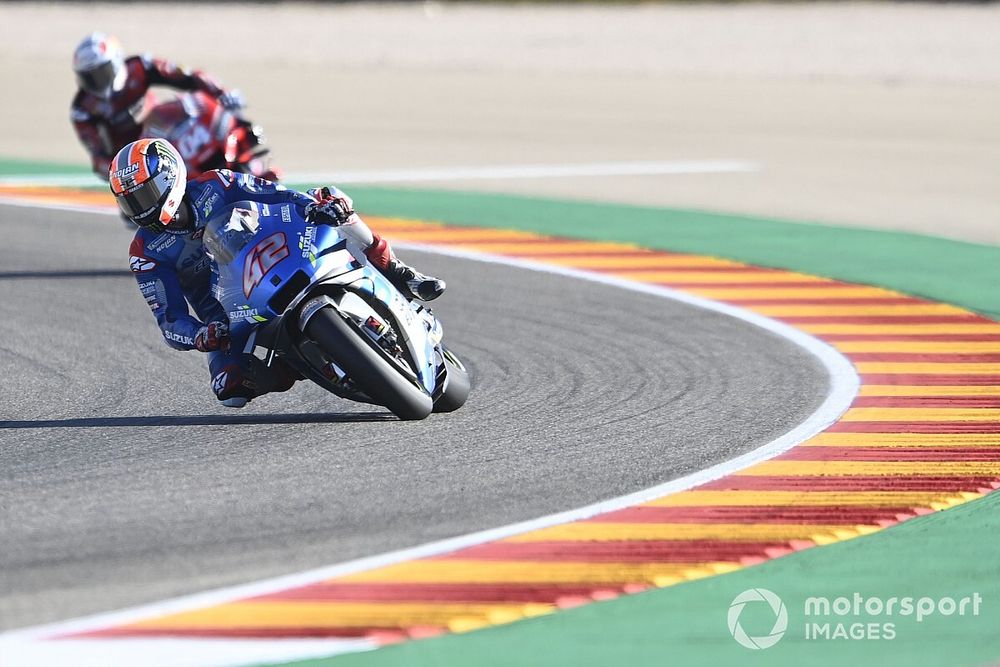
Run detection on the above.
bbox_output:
[108,151,123,193]
[129,139,152,183]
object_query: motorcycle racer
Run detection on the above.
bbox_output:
[72,32,245,180]
[112,138,445,408]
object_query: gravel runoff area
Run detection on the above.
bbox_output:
[1,2,997,242]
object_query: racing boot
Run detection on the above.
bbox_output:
[309,195,446,302]
[365,232,446,302]
[384,257,446,302]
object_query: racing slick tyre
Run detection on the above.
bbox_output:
[305,307,433,421]
[433,348,470,413]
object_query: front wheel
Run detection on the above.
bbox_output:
[434,348,470,413]
[305,307,433,421]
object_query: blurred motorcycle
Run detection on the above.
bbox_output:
[142,90,280,181]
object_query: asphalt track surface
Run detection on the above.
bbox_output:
[0,202,827,630]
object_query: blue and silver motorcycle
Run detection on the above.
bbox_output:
[202,200,469,420]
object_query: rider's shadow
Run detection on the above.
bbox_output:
[0,412,393,429]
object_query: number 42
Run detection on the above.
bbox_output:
[243,232,289,297]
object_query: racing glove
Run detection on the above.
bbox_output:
[219,90,245,111]
[195,321,231,353]
[305,187,357,227]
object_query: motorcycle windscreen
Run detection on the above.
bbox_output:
[203,205,262,265]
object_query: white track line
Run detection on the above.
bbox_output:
[0,199,857,667]
[0,638,376,667]
[285,160,759,184]
[0,159,758,188]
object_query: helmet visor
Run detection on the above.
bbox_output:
[77,61,117,97]
[116,170,173,226]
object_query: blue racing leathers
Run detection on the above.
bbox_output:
[129,169,314,401]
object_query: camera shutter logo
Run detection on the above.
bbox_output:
[728,588,788,649]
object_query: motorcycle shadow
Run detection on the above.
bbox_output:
[0,412,393,429]
[0,269,131,280]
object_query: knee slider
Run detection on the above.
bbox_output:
[211,363,258,400]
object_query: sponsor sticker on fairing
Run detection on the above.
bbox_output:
[298,226,318,262]
[228,306,268,323]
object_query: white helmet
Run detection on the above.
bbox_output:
[73,32,127,98]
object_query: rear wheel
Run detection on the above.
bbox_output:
[304,307,433,421]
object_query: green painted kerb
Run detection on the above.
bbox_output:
[0,157,91,177]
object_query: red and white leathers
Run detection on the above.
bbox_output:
[71,54,228,179]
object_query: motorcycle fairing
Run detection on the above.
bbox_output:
[203,200,441,395]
